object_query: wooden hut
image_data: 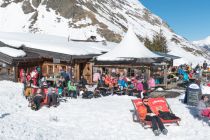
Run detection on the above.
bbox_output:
[0,42,43,81]
[21,46,98,83]
[95,27,163,81]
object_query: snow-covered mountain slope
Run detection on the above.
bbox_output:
[193,36,210,54]
[0,0,209,65]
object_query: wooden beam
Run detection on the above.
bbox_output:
[163,65,168,88]
[14,66,18,82]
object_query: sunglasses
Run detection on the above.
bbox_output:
[143,100,148,102]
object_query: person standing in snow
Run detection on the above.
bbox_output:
[203,60,208,70]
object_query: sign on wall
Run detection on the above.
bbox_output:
[53,58,60,64]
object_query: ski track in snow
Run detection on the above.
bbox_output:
[0,81,210,140]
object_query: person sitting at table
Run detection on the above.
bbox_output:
[82,84,97,99]
[31,88,45,110]
[148,76,155,90]
[93,70,101,83]
[56,80,64,96]
[127,81,135,96]
[117,76,128,95]
[68,81,77,98]
[98,74,105,87]
[79,75,87,88]
[47,88,58,107]
[136,79,144,98]
[197,95,210,118]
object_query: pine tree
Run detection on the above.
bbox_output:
[144,37,152,51]
[144,30,168,53]
[152,30,168,53]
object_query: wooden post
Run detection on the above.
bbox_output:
[53,64,54,73]
[46,64,49,77]
[74,64,80,82]
[145,67,149,81]
[148,66,151,79]
[14,66,18,82]
[164,65,167,88]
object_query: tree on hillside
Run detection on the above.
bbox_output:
[144,37,152,51]
[144,30,168,53]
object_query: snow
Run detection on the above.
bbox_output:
[201,85,210,95]
[68,26,105,41]
[97,27,161,61]
[0,2,33,33]
[173,58,189,67]
[0,32,116,55]
[74,17,92,26]
[1,81,210,140]
[193,36,210,47]
[168,41,207,67]
[0,47,26,57]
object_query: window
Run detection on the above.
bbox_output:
[127,68,135,77]
[48,65,53,75]
[102,67,109,74]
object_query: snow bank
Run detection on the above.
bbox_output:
[0,47,26,57]
[201,85,210,95]
[0,81,210,140]
[0,81,25,115]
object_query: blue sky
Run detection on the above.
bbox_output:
[140,0,210,41]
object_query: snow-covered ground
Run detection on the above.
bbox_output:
[0,81,210,140]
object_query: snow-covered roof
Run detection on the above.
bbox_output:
[173,58,189,67]
[0,32,116,56]
[0,47,26,57]
[68,28,105,42]
[96,27,162,61]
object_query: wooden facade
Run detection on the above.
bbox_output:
[73,59,93,83]
[0,45,96,83]
[94,58,176,89]
[0,47,43,82]
[42,62,70,77]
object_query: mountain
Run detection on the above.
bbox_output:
[0,0,209,65]
[193,36,210,54]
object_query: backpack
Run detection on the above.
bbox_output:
[201,109,210,117]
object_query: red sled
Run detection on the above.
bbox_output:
[131,97,181,128]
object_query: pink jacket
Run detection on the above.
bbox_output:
[136,81,144,91]
[93,73,101,82]
[148,78,155,88]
